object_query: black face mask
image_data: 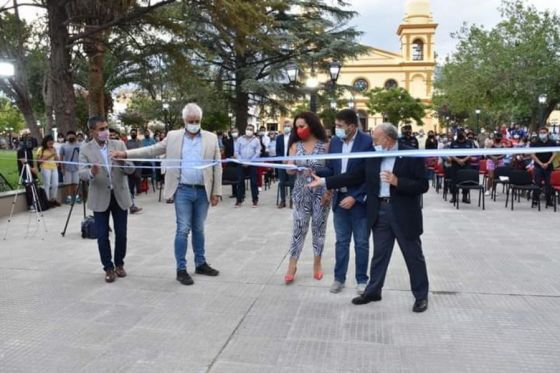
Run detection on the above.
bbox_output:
[131,134,137,139]
[404,131,412,137]
[458,134,466,141]
[68,138,76,143]
[428,134,435,138]
[145,135,150,139]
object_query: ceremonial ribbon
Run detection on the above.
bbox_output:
[4,146,559,170]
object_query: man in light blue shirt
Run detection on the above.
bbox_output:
[234,124,261,207]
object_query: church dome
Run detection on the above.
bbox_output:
[404,0,433,24]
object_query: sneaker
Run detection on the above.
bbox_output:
[195,262,220,276]
[484,191,490,197]
[176,270,194,285]
[356,283,367,295]
[28,205,36,213]
[64,196,72,205]
[330,280,345,294]
[75,196,82,204]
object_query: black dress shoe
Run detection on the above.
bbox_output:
[449,198,456,203]
[351,293,382,305]
[462,198,471,204]
[412,298,428,313]
[176,270,194,285]
[195,262,220,276]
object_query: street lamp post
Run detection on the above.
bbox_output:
[475,109,481,134]
[538,94,548,129]
[289,61,341,114]
[162,102,170,134]
[0,61,15,77]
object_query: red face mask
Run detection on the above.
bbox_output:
[297,127,311,140]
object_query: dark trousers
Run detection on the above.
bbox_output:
[364,202,429,300]
[236,165,258,203]
[278,169,295,203]
[533,166,552,203]
[449,164,469,198]
[93,192,128,271]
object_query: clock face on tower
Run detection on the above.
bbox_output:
[353,78,369,92]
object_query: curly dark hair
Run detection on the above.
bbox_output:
[288,111,327,149]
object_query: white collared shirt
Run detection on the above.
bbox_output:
[341,131,358,174]
[91,140,112,189]
[379,142,398,198]
[284,134,290,156]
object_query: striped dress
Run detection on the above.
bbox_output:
[288,140,331,259]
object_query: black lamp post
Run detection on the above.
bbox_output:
[162,102,170,134]
[475,109,481,134]
[288,61,341,114]
[538,94,547,128]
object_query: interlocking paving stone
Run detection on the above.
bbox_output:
[1,185,560,372]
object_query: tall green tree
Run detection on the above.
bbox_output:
[435,0,560,131]
[0,97,25,133]
[366,87,426,127]
[176,0,364,132]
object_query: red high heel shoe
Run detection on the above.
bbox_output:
[284,274,295,284]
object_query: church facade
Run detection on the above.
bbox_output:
[267,0,438,132]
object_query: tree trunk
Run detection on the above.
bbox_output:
[85,30,107,117]
[46,0,77,134]
[234,56,249,133]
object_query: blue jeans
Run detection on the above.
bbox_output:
[333,202,370,284]
[174,185,209,270]
[93,192,128,271]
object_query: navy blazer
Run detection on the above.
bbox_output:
[325,143,429,239]
[322,130,373,210]
[276,134,288,158]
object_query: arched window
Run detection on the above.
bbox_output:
[384,79,398,90]
[412,39,424,61]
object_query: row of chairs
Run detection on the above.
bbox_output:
[428,159,560,211]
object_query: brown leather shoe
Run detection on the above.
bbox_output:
[278,201,286,209]
[115,266,127,278]
[105,269,116,283]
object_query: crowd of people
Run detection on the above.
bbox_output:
[11,106,560,314]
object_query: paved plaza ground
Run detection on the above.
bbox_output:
[1,184,560,372]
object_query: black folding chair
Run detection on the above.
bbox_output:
[506,170,541,211]
[454,169,485,210]
[492,166,512,201]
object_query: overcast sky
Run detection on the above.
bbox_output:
[15,0,560,61]
[348,0,560,60]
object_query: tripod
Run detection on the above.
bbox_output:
[61,179,87,237]
[3,158,48,240]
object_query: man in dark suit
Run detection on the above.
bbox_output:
[276,120,295,208]
[309,122,430,313]
[322,109,372,295]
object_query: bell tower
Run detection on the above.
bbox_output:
[397,0,437,63]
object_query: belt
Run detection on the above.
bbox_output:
[180,183,205,189]
[378,197,391,204]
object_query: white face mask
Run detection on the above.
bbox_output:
[185,122,201,134]
[284,127,292,135]
[231,132,239,139]
[374,145,383,152]
[539,133,548,141]
[246,130,254,137]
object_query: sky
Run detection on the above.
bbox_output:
[347,0,560,61]
[13,0,560,62]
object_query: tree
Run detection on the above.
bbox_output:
[0,97,25,133]
[366,87,426,127]
[0,7,42,139]
[435,0,560,131]
[178,0,364,132]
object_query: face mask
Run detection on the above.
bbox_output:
[68,137,76,143]
[57,138,64,143]
[258,131,265,136]
[284,127,292,135]
[145,135,150,139]
[245,130,254,137]
[231,132,239,139]
[297,127,311,140]
[131,134,137,139]
[539,134,548,141]
[335,128,347,139]
[374,145,384,152]
[458,134,466,141]
[97,130,109,142]
[186,124,200,134]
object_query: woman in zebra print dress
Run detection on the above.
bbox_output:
[284,112,332,284]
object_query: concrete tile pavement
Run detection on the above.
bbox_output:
[1,184,559,372]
